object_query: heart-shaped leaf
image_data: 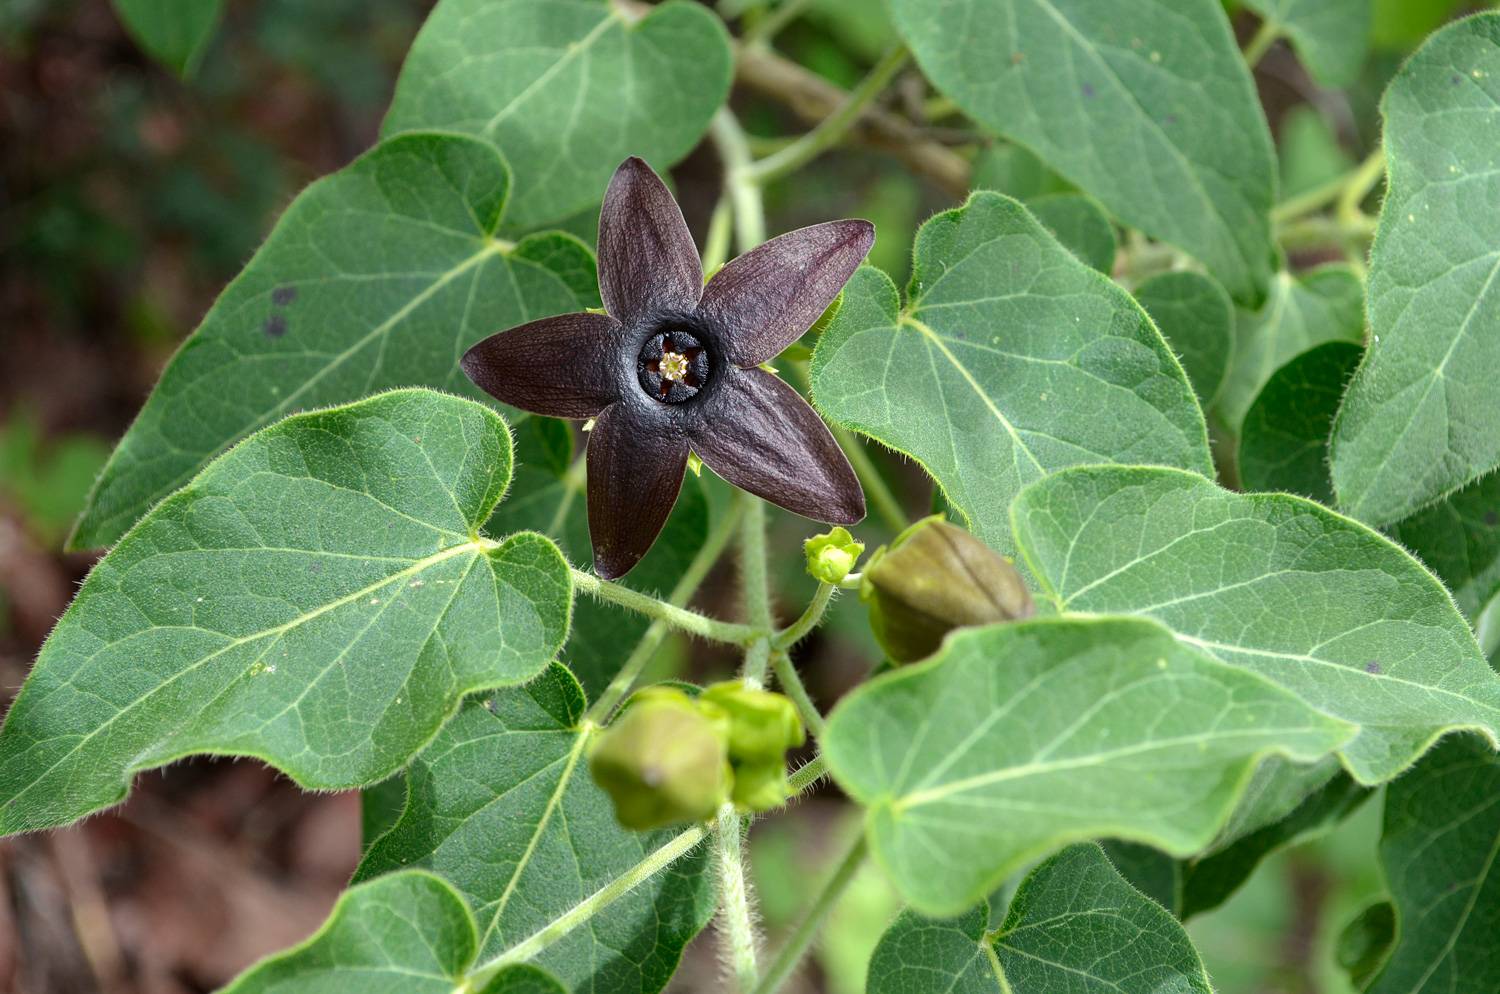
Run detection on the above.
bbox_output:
[823,615,1352,914]
[866,844,1214,993]
[1331,14,1500,526]
[1011,465,1500,782]
[1368,734,1500,994]
[889,0,1276,302]
[1390,472,1500,623]
[810,192,1209,554]
[1134,271,1235,409]
[356,668,715,991]
[1238,341,1363,502]
[71,132,596,549]
[384,0,732,229]
[0,389,572,835]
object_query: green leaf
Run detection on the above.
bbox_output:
[1108,756,1365,917]
[111,0,222,76]
[71,132,595,549]
[823,615,1353,914]
[487,418,717,699]
[1177,764,1371,917]
[1338,900,1396,991]
[1368,734,1500,994]
[1390,472,1500,623]
[1218,266,1366,435]
[1330,15,1500,527]
[0,390,572,835]
[220,871,482,994]
[1025,193,1116,274]
[889,0,1276,303]
[384,0,732,230]
[971,143,1070,200]
[1238,341,1364,502]
[1134,271,1235,409]
[1279,105,1356,201]
[865,844,1214,992]
[810,192,1210,554]
[1010,465,1500,783]
[1243,0,1372,87]
[356,669,715,990]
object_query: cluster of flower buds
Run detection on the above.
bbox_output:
[588,682,805,830]
[860,516,1034,663]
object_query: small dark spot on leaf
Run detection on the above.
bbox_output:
[272,285,298,306]
[264,314,288,337]
[1454,74,1465,86]
[1365,660,1382,674]
[1011,51,1024,65]
[1485,510,1498,526]
[309,561,323,574]
[1163,113,1178,126]
[1082,82,1096,98]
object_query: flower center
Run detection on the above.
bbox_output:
[637,330,710,404]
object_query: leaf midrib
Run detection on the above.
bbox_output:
[2,537,496,818]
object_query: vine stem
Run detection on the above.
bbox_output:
[1272,147,1387,225]
[741,0,815,45]
[739,495,775,688]
[1337,146,1387,226]
[1242,19,1279,68]
[744,46,910,186]
[715,808,760,992]
[774,583,834,652]
[771,650,826,740]
[585,498,746,722]
[459,754,829,991]
[570,569,761,647]
[710,110,766,253]
[750,834,868,994]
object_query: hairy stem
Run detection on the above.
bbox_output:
[746,46,911,185]
[750,834,868,994]
[459,753,831,990]
[716,808,760,992]
[740,495,775,687]
[771,649,827,740]
[571,570,761,647]
[710,109,767,253]
[1337,146,1387,226]
[584,500,747,722]
[774,583,834,651]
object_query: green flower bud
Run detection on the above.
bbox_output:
[729,758,793,812]
[804,526,864,585]
[589,688,731,831]
[861,516,1034,663]
[700,681,806,764]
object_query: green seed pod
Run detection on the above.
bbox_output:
[804,526,864,585]
[589,688,731,831]
[861,516,1034,663]
[700,681,806,764]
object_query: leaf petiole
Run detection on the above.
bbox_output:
[571,569,763,647]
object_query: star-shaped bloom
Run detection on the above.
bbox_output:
[462,157,873,579]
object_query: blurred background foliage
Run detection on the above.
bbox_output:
[0,0,1485,991]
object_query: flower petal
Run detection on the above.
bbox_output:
[598,157,703,326]
[691,367,864,524]
[460,312,622,419]
[587,402,690,580]
[699,220,875,367]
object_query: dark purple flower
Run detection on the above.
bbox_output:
[462,157,873,579]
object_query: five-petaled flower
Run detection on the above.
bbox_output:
[462,157,873,579]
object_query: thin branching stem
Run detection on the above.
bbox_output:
[774,583,834,651]
[1242,18,1279,68]
[710,109,766,253]
[771,649,827,740]
[745,46,910,186]
[739,495,775,687]
[715,808,760,992]
[571,570,761,647]
[750,834,868,994]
